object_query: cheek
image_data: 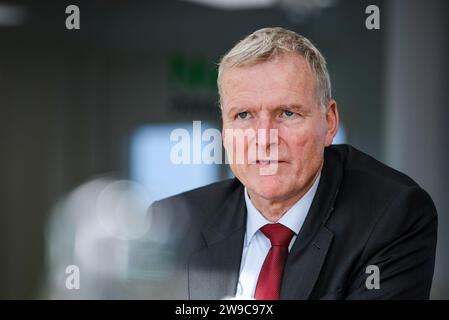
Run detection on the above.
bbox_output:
[281,127,313,149]
[281,126,324,158]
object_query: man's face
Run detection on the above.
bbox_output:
[221,52,338,203]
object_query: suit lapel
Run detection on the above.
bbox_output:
[188,183,246,299]
[281,147,343,299]
[281,226,334,299]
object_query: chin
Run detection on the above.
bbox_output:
[247,175,289,200]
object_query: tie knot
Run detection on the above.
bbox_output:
[260,223,294,247]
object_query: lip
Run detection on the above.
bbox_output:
[255,160,285,165]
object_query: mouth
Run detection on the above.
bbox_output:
[255,160,284,166]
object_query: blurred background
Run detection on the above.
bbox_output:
[0,0,448,299]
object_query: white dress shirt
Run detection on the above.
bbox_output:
[235,174,321,299]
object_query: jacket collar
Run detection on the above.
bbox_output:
[281,147,343,299]
[188,183,246,299]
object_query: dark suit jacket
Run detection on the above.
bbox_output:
[144,144,437,299]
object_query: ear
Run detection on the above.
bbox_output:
[324,99,339,146]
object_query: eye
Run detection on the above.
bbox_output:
[237,111,249,119]
[282,110,295,117]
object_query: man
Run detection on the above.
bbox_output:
[147,27,437,299]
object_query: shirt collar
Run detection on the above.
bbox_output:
[244,173,321,246]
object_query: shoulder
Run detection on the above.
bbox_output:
[148,178,243,233]
[328,144,418,190]
[326,144,436,234]
[327,144,435,206]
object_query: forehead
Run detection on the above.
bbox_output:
[221,53,317,109]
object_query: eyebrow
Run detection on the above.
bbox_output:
[226,103,307,117]
[280,104,307,112]
[226,106,245,118]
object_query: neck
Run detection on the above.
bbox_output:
[248,166,322,222]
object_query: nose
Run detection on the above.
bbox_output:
[255,115,279,153]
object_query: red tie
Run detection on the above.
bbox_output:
[254,223,294,300]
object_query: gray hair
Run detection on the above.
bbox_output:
[217,27,332,110]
